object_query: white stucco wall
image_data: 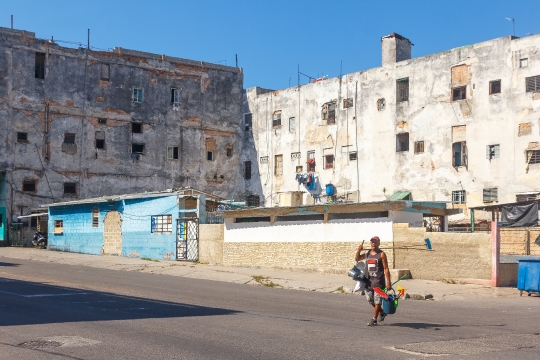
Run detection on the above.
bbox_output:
[242,34,540,220]
[224,217,393,243]
[389,211,423,227]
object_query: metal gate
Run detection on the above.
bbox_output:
[176,218,199,261]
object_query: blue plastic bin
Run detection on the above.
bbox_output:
[325,184,335,196]
[516,256,540,296]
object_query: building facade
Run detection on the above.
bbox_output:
[0,26,245,244]
[242,33,540,220]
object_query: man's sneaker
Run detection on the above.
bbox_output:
[367,318,378,326]
[379,311,387,322]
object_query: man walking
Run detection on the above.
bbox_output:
[355,236,392,326]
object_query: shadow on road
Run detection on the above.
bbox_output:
[0,277,241,326]
[388,323,460,330]
[0,262,20,267]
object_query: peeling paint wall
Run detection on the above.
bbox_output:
[0,27,245,232]
[244,34,540,220]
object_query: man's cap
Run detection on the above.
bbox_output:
[370,236,380,242]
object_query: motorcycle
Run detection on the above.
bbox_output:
[32,232,47,249]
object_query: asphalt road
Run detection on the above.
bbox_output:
[0,257,539,360]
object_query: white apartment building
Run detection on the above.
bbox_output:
[242,33,540,220]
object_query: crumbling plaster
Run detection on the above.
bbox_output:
[0,27,245,224]
[244,34,540,217]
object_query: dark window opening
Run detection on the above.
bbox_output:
[167,146,179,160]
[483,188,498,203]
[64,182,77,195]
[396,133,409,152]
[17,132,28,143]
[207,151,213,161]
[22,180,36,192]
[30,216,37,228]
[244,113,252,131]
[171,89,180,105]
[397,78,409,102]
[414,141,424,154]
[132,143,144,154]
[349,151,357,161]
[296,165,303,173]
[100,63,110,81]
[489,80,501,95]
[324,154,334,169]
[98,118,107,124]
[453,142,467,167]
[226,146,233,157]
[526,75,540,93]
[64,133,76,144]
[95,139,105,149]
[235,217,271,223]
[35,52,45,79]
[244,161,252,180]
[131,123,142,133]
[452,86,467,101]
[343,98,353,108]
[273,112,281,127]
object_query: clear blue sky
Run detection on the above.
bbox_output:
[3,0,540,90]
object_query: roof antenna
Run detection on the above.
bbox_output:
[506,17,515,37]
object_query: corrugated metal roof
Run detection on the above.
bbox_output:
[41,187,223,208]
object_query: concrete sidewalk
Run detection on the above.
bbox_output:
[0,247,522,301]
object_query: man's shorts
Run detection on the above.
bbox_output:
[365,289,383,306]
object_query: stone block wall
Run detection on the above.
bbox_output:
[199,224,224,264]
[393,225,492,280]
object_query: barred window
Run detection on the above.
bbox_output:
[526,75,540,93]
[483,188,498,203]
[92,207,99,227]
[151,215,172,233]
[452,190,466,204]
[527,149,540,164]
[133,88,143,103]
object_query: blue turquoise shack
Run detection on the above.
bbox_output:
[42,188,219,261]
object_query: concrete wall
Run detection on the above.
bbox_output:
[224,217,394,243]
[393,224,492,280]
[0,26,245,236]
[244,34,540,219]
[199,224,224,264]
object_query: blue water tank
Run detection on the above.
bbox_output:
[517,257,540,294]
[325,184,335,196]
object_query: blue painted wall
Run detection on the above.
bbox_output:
[48,195,179,260]
[120,196,178,260]
[48,202,115,255]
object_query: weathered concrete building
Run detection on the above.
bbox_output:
[0,26,245,244]
[242,33,540,220]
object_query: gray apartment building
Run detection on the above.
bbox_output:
[0,26,245,242]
